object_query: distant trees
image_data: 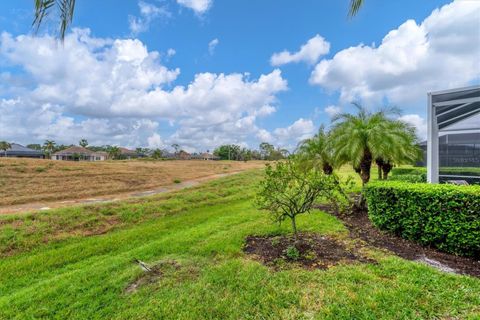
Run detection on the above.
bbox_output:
[212,144,288,161]
[26,144,42,150]
[151,149,163,159]
[79,139,88,148]
[213,144,241,160]
[0,141,11,157]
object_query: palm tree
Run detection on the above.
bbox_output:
[297,125,335,174]
[0,141,12,157]
[42,140,56,158]
[107,146,120,160]
[171,144,180,155]
[79,138,88,148]
[329,103,403,186]
[33,0,76,42]
[374,120,422,180]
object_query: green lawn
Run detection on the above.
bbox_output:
[0,170,479,319]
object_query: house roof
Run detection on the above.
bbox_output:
[201,153,216,158]
[4,143,44,156]
[119,147,137,155]
[53,146,95,156]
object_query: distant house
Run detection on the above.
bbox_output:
[200,152,219,160]
[0,143,44,158]
[52,146,107,161]
[178,150,191,160]
[119,147,138,159]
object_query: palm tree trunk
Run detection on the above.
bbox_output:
[375,158,384,180]
[360,149,372,186]
[322,163,333,175]
[382,162,393,180]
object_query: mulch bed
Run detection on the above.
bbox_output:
[315,204,480,278]
[243,233,374,270]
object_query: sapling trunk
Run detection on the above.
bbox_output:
[291,216,298,242]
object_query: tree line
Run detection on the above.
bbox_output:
[213,143,289,161]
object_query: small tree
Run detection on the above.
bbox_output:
[0,141,11,157]
[256,158,338,239]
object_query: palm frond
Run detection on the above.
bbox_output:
[33,0,75,42]
[348,0,364,17]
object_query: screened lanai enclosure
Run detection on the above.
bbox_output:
[427,85,480,184]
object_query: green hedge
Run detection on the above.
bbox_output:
[389,174,426,183]
[365,181,480,257]
[392,167,480,177]
[391,167,426,176]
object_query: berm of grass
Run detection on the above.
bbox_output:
[0,170,479,319]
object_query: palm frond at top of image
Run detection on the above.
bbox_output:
[33,0,76,42]
[348,0,364,17]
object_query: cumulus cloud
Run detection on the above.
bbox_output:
[273,118,315,146]
[208,38,219,55]
[166,48,176,57]
[271,34,330,66]
[310,1,480,105]
[0,29,288,150]
[398,114,427,139]
[129,1,170,35]
[177,0,212,15]
[147,133,165,148]
[324,105,341,118]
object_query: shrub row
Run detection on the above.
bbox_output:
[365,181,480,257]
[392,167,480,177]
[391,167,426,176]
[389,174,426,183]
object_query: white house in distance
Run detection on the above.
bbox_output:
[51,146,108,161]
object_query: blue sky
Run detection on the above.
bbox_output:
[0,0,479,151]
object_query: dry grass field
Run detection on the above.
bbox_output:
[0,158,265,206]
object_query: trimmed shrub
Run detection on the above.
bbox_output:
[365,181,480,257]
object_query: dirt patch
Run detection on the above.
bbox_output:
[125,259,181,294]
[243,233,374,270]
[315,204,480,278]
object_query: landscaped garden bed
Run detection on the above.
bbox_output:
[243,233,374,270]
[315,203,480,277]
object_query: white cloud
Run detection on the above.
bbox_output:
[271,34,330,66]
[310,1,480,105]
[324,105,341,118]
[0,29,288,151]
[167,48,176,57]
[177,0,212,15]
[398,114,427,139]
[273,118,316,146]
[208,38,219,55]
[129,1,170,35]
[147,133,164,148]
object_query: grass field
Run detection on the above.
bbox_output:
[0,169,479,319]
[0,158,264,206]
